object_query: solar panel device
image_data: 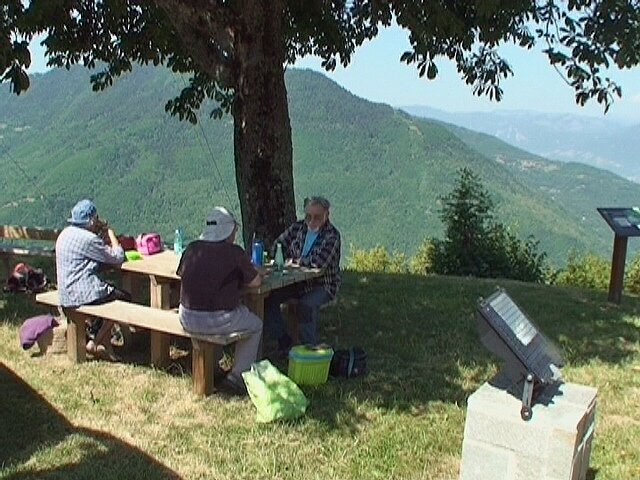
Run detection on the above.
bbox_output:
[476,288,565,421]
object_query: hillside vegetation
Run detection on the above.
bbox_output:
[2,66,640,264]
[1,267,639,479]
[403,106,640,182]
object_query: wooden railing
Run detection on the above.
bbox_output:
[0,225,61,274]
[1,225,61,241]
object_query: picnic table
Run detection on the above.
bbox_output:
[597,207,640,304]
[119,248,323,355]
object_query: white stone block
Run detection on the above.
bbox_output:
[459,439,514,480]
[459,374,597,480]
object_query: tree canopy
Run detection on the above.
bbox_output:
[2,1,639,246]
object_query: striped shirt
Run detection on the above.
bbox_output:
[55,225,125,307]
[274,220,341,298]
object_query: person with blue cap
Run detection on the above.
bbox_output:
[55,199,130,360]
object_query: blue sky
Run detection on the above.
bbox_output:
[293,25,640,125]
[28,24,640,124]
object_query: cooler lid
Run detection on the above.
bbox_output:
[289,345,334,361]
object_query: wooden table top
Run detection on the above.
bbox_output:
[120,249,322,295]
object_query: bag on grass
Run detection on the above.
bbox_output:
[242,359,308,423]
[4,262,48,294]
[329,347,368,378]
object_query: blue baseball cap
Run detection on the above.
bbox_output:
[67,199,97,225]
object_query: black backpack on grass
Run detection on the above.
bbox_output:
[330,347,368,378]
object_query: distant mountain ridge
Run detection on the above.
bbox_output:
[2,66,640,265]
[402,106,640,182]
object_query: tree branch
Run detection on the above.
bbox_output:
[153,0,236,88]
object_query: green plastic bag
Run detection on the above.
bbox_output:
[242,359,308,423]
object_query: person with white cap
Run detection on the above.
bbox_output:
[55,199,130,360]
[177,206,264,395]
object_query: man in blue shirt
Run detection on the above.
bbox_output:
[56,199,129,359]
[266,196,341,354]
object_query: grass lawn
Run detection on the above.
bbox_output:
[1,269,639,479]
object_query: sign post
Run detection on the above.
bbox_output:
[597,207,640,304]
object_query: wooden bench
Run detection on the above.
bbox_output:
[35,290,250,396]
[1,225,61,274]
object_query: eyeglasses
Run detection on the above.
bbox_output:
[305,213,325,222]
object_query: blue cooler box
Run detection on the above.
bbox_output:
[288,345,334,385]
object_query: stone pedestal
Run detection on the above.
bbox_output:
[459,374,597,480]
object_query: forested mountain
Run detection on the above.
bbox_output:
[1,66,639,265]
[402,106,640,182]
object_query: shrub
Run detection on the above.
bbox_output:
[347,244,390,272]
[625,252,640,295]
[388,251,409,274]
[409,238,437,275]
[491,228,548,282]
[555,251,609,291]
[346,244,409,273]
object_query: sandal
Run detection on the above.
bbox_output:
[95,344,120,362]
[86,340,119,362]
[86,340,98,355]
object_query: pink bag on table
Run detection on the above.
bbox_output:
[135,233,163,255]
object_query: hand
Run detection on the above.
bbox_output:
[107,229,120,248]
[93,217,110,237]
[285,258,299,267]
[256,266,269,277]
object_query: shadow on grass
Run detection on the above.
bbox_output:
[303,271,640,431]
[0,363,182,480]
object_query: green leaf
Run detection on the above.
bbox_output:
[426,62,437,80]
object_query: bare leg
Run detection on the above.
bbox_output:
[94,319,113,346]
[92,320,119,361]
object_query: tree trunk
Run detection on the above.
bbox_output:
[233,0,295,250]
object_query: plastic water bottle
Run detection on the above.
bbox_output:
[274,242,285,272]
[173,228,184,256]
